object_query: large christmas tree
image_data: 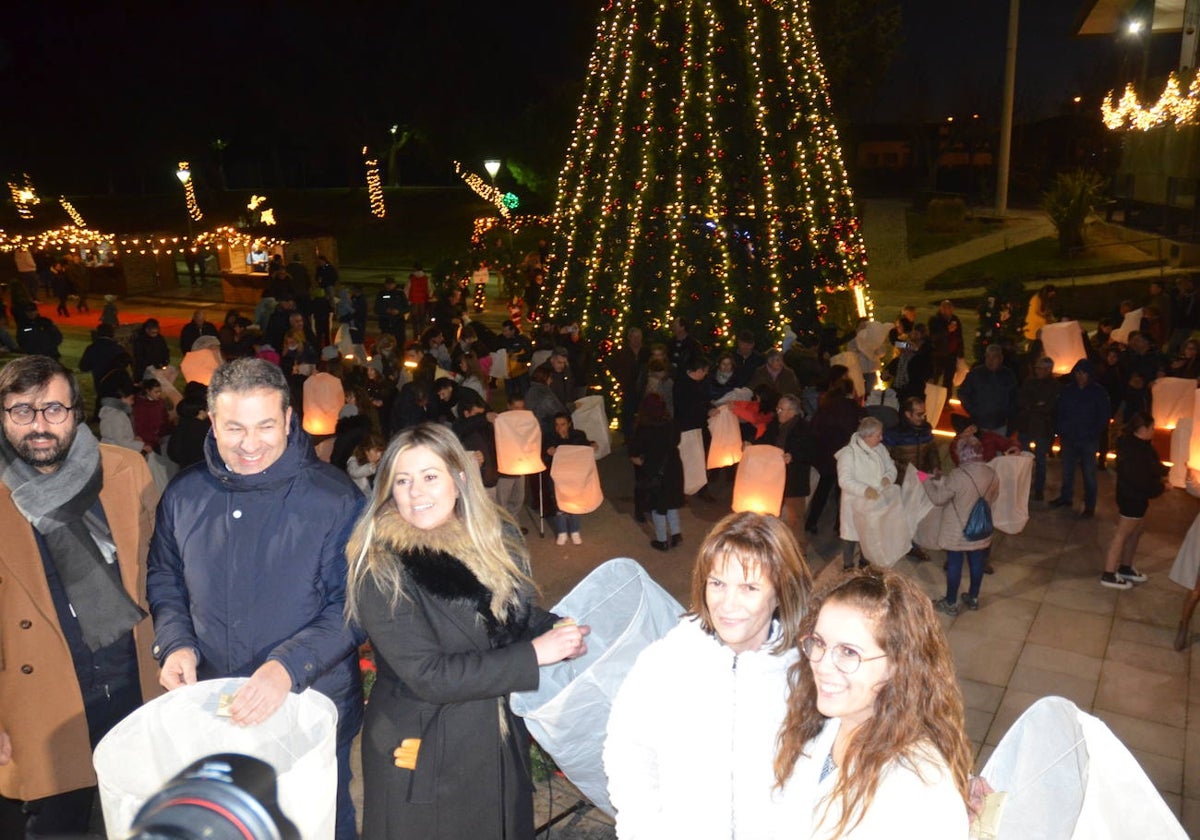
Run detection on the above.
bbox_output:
[547,0,870,357]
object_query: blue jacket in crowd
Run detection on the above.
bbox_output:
[1056,359,1111,445]
[146,413,365,735]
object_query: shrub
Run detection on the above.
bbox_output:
[1042,170,1106,258]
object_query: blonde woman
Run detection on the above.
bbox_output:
[345,423,589,839]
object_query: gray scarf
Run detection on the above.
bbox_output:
[0,424,146,650]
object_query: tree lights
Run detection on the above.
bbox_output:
[7,174,39,220]
[59,197,86,228]
[455,161,514,219]
[548,0,871,373]
[363,147,386,218]
[1102,72,1200,130]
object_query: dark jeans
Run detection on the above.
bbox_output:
[1059,438,1098,511]
[806,473,838,530]
[946,548,989,604]
[334,731,356,840]
[1018,433,1051,495]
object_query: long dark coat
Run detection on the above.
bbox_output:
[628,419,685,514]
[355,517,557,839]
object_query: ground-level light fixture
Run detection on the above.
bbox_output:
[484,159,501,181]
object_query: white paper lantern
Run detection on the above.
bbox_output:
[1040,320,1087,375]
[732,445,786,516]
[495,410,545,476]
[301,372,344,436]
[180,347,222,386]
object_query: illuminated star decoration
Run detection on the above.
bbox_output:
[547,0,871,416]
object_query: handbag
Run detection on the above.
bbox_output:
[961,470,994,541]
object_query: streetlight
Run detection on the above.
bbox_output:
[176,162,196,239]
[484,159,501,185]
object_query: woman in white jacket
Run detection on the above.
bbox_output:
[835,416,897,570]
[604,512,813,839]
[775,568,972,839]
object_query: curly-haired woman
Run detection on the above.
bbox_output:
[775,568,972,838]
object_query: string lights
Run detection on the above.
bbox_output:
[547,0,871,412]
[1102,72,1200,130]
[363,147,386,218]
[59,197,86,228]
[7,174,39,220]
[454,161,513,219]
[177,161,204,221]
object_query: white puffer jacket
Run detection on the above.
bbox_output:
[603,617,798,840]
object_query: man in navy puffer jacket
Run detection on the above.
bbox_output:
[1051,359,1111,518]
[147,358,364,840]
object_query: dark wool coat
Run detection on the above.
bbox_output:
[355,517,557,840]
[628,419,685,514]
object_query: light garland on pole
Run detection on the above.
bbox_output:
[59,197,86,228]
[454,161,513,219]
[1102,72,1200,130]
[177,161,204,221]
[364,147,386,218]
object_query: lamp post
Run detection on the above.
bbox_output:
[484,158,501,185]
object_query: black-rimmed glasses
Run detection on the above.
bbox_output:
[3,403,74,426]
[800,634,888,674]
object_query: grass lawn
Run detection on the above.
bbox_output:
[905,210,1006,259]
[923,237,1149,291]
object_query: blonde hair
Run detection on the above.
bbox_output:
[345,423,534,622]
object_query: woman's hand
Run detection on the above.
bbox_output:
[864,487,880,500]
[532,620,591,666]
[630,456,644,466]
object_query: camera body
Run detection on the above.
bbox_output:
[125,754,299,840]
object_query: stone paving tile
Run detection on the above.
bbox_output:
[959,678,1006,714]
[1026,605,1113,658]
[1117,584,1191,629]
[947,629,1023,686]
[1183,797,1200,838]
[1006,662,1097,710]
[964,706,992,745]
[1132,748,1184,795]
[1095,661,1189,729]
[951,596,1039,641]
[1185,730,1200,798]
[1015,643,1103,683]
[1041,576,1120,616]
[1094,710,1187,761]
[1106,638,1189,677]
[1112,617,1181,650]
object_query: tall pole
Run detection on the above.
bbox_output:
[995,0,1019,216]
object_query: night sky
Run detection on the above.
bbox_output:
[0,1,1180,196]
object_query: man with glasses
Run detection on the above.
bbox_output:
[0,355,160,837]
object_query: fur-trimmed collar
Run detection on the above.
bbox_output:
[372,509,532,648]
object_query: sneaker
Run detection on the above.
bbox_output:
[1099,572,1132,590]
[907,546,930,562]
[570,532,582,545]
[933,598,959,616]
[1116,565,1148,583]
[669,533,683,547]
[650,539,670,552]
[1049,497,1071,508]
[556,532,568,546]
[1078,509,1095,520]
[961,594,980,611]
[858,558,870,569]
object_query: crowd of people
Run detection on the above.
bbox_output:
[0,258,1196,839]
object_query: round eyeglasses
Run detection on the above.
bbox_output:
[800,634,888,675]
[3,402,74,426]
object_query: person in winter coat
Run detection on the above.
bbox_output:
[925,436,1000,614]
[605,512,812,839]
[1014,356,1060,501]
[165,382,210,469]
[130,318,170,377]
[1102,413,1165,590]
[452,390,500,498]
[628,392,685,551]
[1050,359,1112,518]
[775,569,972,839]
[98,385,147,454]
[767,393,817,547]
[16,305,63,360]
[806,369,861,534]
[146,359,365,840]
[957,345,1017,435]
[835,417,898,570]
[345,423,588,840]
